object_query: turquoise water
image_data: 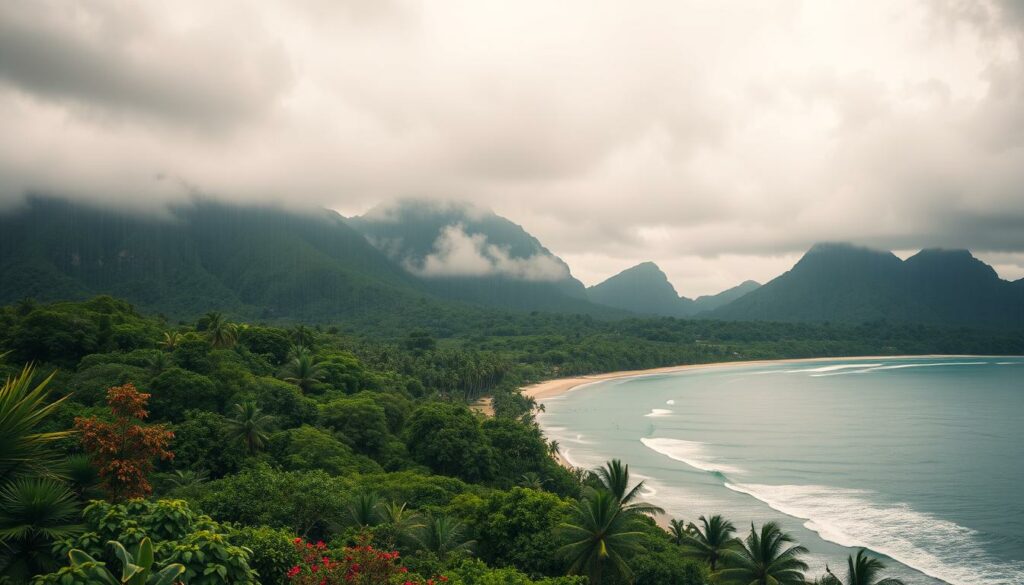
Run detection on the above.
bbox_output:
[537,357,1024,585]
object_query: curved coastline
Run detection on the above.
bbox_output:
[521,354,1009,403]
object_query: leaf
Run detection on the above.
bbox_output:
[151,564,186,585]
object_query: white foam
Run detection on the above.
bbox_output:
[645,408,673,417]
[996,361,1020,366]
[722,482,1024,585]
[786,363,883,373]
[811,362,989,377]
[666,399,676,405]
[640,437,743,474]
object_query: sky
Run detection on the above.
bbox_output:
[2,1,1024,296]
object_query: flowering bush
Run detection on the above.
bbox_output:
[286,537,445,585]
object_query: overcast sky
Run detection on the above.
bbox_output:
[2,1,1024,296]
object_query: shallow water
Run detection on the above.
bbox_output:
[538,357,1024,585]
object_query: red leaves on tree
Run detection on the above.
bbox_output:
[286,537,446,585]
[75,383,174,501]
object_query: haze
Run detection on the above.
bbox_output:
[2,0,1023,296]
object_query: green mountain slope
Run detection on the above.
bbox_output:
[710,243,1024,328]
[0,197,426,320]
[587,262,695,316]
[349,200,612,314]
[692,280,761,312]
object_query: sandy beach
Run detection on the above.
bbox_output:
[520,354,997,404]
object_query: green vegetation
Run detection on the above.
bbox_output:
[0,296,982,582]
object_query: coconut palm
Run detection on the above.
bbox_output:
[226,402,273,454]
[203,312,238,349]
[161,331,181,351]
[519,472,547,490]
[557,489,646,585]
[679,514,737,571]
[347,491,381,529]
[376,501,423,550]
[668,518,690,545]
[548,440,561,457]
[594,459,664,515]
[0,478,83,581]
[717,521,808,585]
[0,365,70,482]
[821,549,905,585]
[279,350,324,393]
[165,469,209,490]
[414,515,474,562]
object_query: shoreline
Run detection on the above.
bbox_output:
[521,353,1010,404]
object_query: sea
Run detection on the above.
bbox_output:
[536,357,1024,584]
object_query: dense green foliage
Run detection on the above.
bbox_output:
[0,295,997,583]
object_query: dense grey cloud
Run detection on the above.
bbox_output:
[1,0,1023,295]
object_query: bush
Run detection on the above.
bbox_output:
[230,525,300,585]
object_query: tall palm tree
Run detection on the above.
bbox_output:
[376,501,423,550]
[717,521,808,585]
[668,518,690,545]
[279,350,324,393]
[0,365,70,482]
[558,489,646,585]
[226,402,273,454]
[0,478,82,581]
[594,459,665,515]
[821,549,905,585]
[679,514,737,571]
[414,515,474,563]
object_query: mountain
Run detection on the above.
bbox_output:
[349,200,608,313]
[692,280,761,312]
[0,197,426,320]
[587,262,694,316]
[710,243,1024,328]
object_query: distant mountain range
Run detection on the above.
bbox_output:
[1,197,1022,328]
[586,262,760,317]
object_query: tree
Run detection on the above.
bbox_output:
[821,549,905,585]
[680,514,737,571]
[717,522,808,585]
[414,515,474,563]
[0,365,70,481]
[147,367,223,422]
[0,478,82,582]
[279,350,324,393]
[405,403,494,482]
[472,487,570,577]
[227,401,273,455]
[557,489,646,584]
[594,459,664,515]
[375,501,423,550]
[346,490,381,530]
[200,312,238,349]
[161,331,181,351]
[319,397,389,454]
[668,518,689,545]
[75,384,174,501]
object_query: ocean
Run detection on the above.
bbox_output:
[537,357,1024,584]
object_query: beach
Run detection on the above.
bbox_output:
[520,354,995,403]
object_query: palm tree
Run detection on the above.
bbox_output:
[376,501,423,550]
[290,325,315,348]
[161,331,181,351]
[679,514,737,571]
[558,489,646,584]
[668,518,690,545]
[203,312,238,349]
[717,521,808,585]
[59,454,101,500]
[279,350,324,393]
[0,478,83,582]
[347,491,381,530]
[821,549,905,585]
[165,468,209,490]
[226,402,272,454]
[414,515,474,563]
[594,459,664,515]
[519,472,547,490]
[0,365,70,482]
[548,440,561,457]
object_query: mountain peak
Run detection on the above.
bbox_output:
[588,262,693,317]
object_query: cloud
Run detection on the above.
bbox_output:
[409,224,570,281]
[1,0,1024,292]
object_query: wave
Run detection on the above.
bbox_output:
[645,408,673,417]
[722,483,1024,585]
[786,363,883,373]
[640,437,743,474]
[666,399,676,405]
[810,362,987,377]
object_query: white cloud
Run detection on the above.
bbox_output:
[410,224,569,281]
